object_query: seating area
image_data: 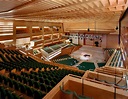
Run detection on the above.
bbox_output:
[0,74,45,99]
[53,54,79,66]
[105,48,115,56]
[0,48,84,99]
[43,47,53,53]
[50,44,62,50]
[97,62,106,67]
[0,51,58,71]
[0,85,22,99]
[109,50,122,67]
[41,43,75,60]
[77,62,95,71]
[58,43,66,47]
[42,43,67,54]
[42,43,78,54]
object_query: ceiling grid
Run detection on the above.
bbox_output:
[0,0,127,30]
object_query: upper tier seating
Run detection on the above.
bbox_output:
[50,44,61,50]
[43,43,78,54]
[43,43,67,54]
[43,47,53,53]
[0,48,84,99]
[105,48,115,56]
[0,85,23,99]
[109,50,121,67]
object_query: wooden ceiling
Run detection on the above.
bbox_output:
[0,0,127,24]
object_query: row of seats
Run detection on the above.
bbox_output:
[97,62,106,67]
[0,48,84,98]
[109,50,122,67]
[0,55,58,71]
[50,44,62,50]
[0,86,22,99]
[53,54,79,66]
[9,72,51,93]
[43,43,78,54]
[0,48,22,55]
[0,75,46,99]
[43,47,53,53]
[55,58,78,66]
[77,62,95,71]
[8,69,83,97]
[105,48,115,56]
[43,43,67,54]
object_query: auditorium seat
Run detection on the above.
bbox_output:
[50,44,61,50]
[43,47,53,53]
[53,54,79,66]
[105,48,115,56]
[0,86,23,99]
[33,90,45,99]
[109,50,121,67]
[77,62,95,71]
[97,62,106,67]
[26,86,34,96]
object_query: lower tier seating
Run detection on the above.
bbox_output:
[0,86,23,99]
[77,62,95,71]
[53,54,79,66]
[97,62,106,67]
[109,50,121,67]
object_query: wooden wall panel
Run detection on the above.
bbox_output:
[0,35,13,41]
[106,34,119,48]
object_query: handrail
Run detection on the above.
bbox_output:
[105,49,117,66]
[68,74,128,91]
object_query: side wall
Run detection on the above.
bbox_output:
[63,22,119,48]
[106,34,119,48]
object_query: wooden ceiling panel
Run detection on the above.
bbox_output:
[109,0,117,6]
[0,0,32,12]
[100,0,109,7]
[0,0,127,30]
[118,0,126,5]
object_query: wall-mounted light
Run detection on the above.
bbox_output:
[87,19,90,32]
[87,28,90,32]
[116,26,118,30]
[16,26,27,29]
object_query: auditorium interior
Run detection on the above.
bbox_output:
[0,0,128,99]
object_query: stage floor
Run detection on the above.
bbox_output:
[70,46,106,63]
